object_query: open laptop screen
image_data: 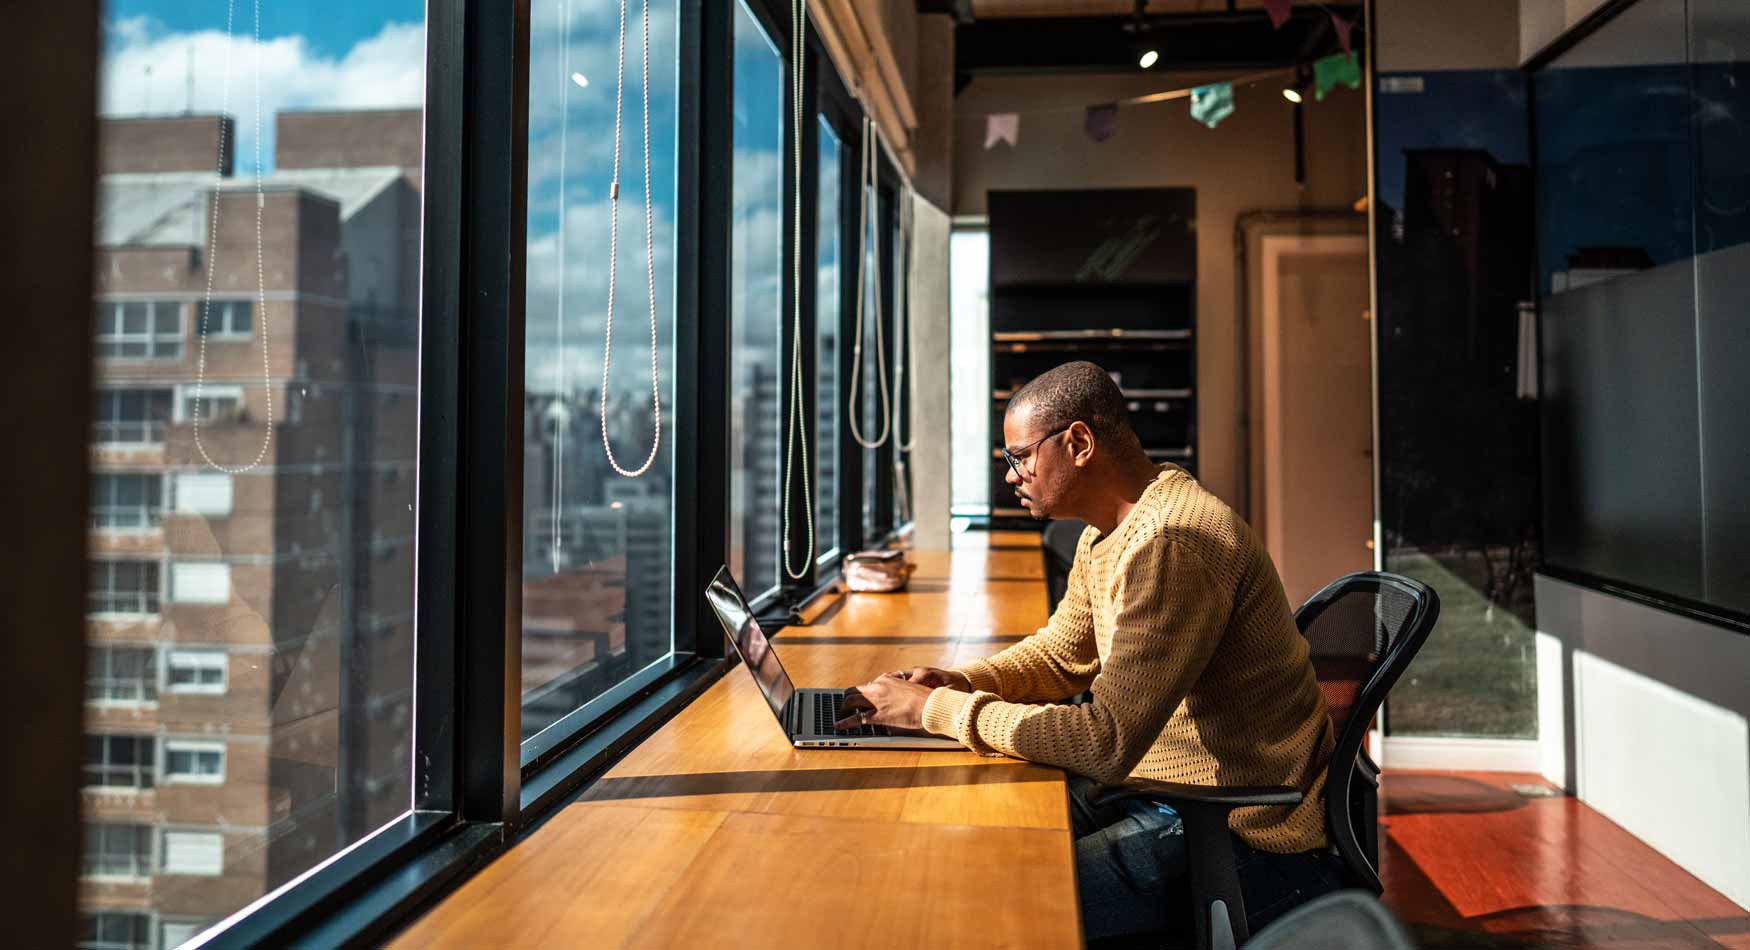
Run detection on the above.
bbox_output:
[707,567,796,722]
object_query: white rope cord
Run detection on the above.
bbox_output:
[550,0,573,571]
[846,115,891,449]
[780,0,815,580]
[598,0,664,478]
[193,0,273,474]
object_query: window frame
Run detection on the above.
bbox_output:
[83,733,155,791]
[82,822,153,881]
[94,299,184,361]
[90,472,163,531]
[60,0,923,945]
[197,299,254,340]
[160,739,226,785]
[88,558,161,617]
[164,649,228,695]
[86,645,159,705]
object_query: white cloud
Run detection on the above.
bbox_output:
[100,15,425,171]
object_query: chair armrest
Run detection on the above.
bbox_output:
[1093,779,1304,811]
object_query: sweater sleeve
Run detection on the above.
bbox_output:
[924,535,1229,783]
[949,532,1100,703]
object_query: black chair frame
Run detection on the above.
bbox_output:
[1092,571,1440,950]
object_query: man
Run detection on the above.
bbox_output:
[837,361,1342,942]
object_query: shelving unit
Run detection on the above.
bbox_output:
[986,188,1197,526]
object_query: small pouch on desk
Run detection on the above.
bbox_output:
[843,549,915,593]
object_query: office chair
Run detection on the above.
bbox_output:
[1040,518,1086,613]
[1094,572,1440,950]
[1244,890,1416,950]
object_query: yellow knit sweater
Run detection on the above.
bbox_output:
[921,465,1334,853]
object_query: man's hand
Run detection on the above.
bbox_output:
[894,666,972,691]
[835,673,939,731]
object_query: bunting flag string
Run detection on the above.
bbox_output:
[1314,51,1360,100]
[984,112,1019,149]
[1189,82,1235,129]
[1083,102,1119,143]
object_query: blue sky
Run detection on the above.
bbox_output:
[106,0,422,60]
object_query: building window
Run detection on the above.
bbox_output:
[91,473,163,530]
[949,228,991,517]
[165,650,227,694]
[89,560,160,616]
[728,0,785,598]
[816,115,842,562]
[197,300,252,339]
[168,562,229,605]
[162,740,225,783]
[92,389,172,445]
[86,646,158,703]
[174,383,246,424]
[161,830,224,875]
[173,472,234,516]
[79,912,151,950]
[83,823,152,879]
[95,300,183,360]
[158,921,207,950]
[84,735,155,790]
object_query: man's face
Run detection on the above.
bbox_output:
[1002,403,1078,520]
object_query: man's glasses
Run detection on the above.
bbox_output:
[1001,426,1073,480]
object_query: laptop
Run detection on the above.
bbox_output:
[707,566,961,750]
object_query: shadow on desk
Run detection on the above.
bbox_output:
[585,763,1056,802]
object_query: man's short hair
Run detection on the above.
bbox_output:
[1008,361,1138,444]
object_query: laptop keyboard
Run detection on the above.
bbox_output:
[812,691,890,737]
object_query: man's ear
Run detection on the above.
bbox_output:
[1068,421,1096,468]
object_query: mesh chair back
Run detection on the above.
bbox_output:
[1040,519,1086,613]
[1295,572,1440,894]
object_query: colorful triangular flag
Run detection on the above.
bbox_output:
[984,112,1019,150]
[1314,51,1361,100]
[1331,11,1356,53]
[1189,82,1234,129]
[1263,0,1292,29]
[1084,102,1119,143]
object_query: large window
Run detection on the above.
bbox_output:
[84,735,155,790]
[729,0,785,598]
[815,115,843,564]
[86,646,157,704]
[80,912,150,950]
[88,0,425,940]
[95,300,183,360]
[89,560,159,616]
[520,0,680,749]
[91,473,162,530]
[82,823,152,879]
[92,389,171,446]
[949,228,991,517]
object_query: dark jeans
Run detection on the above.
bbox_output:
[1068,775,1346,945]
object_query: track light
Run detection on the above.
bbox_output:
[1281,87,1302,103]
[1139,49,1160,69]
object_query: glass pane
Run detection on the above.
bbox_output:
[949,229,990,514]
[1693,0,1750,614]
[729,0,783,596]
[87,0,425,942]
[521,0,679,746]
[121,302,147,334]
[1374,68,1538,737]
[815,117,841,558]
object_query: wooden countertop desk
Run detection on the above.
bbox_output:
[392,532,1083,949]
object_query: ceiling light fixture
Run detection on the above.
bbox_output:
[1139,49,1160,69]
[1281,87,1302,103]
